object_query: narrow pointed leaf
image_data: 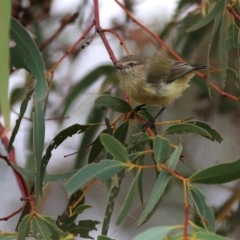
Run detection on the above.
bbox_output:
[8,89,34,151]
[163,120,222,142]
[33,215,72,239]
[189,158,240,184]
[102,171,125,235]
[133,226,177,240]
[61,65,115,117]
[0,235,16,240]
[100,134,129,163]
[72,205,91,216]
[113,121,129,144]
[95,95,132,113]
[62,220,99,239]
[64,160,126,195]
[116,170,141,225]
[58,189,84,229]
[17,214,31,240]
[0,1,11,130]
[128,132,151,154]
[33,102,45,199]
[186,0,226,32]
[41,123,100,184]
[10,18,48,101]
[138,145,182,226]
[153,136,170,165]
[97,235,115,240]
[189,185,215,232]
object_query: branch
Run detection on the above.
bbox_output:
[46,20,95,75]
[39,12,79,50]
[115,0,239,102]
[0,206,24,221]
[0,124,29,198]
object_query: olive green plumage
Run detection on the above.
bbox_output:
[116,54,206,108]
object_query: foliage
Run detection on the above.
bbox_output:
[0,0,240,239]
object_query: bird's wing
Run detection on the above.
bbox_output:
[167,61,195,83]
[145,57,171,85]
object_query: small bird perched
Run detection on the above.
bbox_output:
[116,54,206,131]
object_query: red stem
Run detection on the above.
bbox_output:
[0,124,29,198]
[94,0,117,65]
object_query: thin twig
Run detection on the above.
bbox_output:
[115,0,239,102]
[46,21,95,75]
[0,206,25,221]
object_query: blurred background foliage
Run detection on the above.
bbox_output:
[1,0,240,239]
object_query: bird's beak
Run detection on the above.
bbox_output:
[116,63,124,69]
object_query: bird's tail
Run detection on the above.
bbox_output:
[191,65,207,70]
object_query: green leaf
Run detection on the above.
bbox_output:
[113,121,129,144]
[88,130,108,164]
[137,156,144,205]
[102,170,125,235]
[32,215,72,239]
[33,102,45,199]
[62,220,99,239]
[10,17,48,101]
[12,163,79,182]
[133,226,177,240]
[189,231,230,240]
[168,231,230,240]
[61,65,115,117]
[16,201,31,234]
[0,1,11,130]
[189,158,240,184]
[17,214,31,240]
[128,132,151,154]
[8,89,34,151]
[138,145,182,226]
[75,106,105,168]
[41,123,100,185]
[116,170,141,225]
[163,120,223,142]
[75,105,105,168]
[58,189,85,229]
[189,185,215,232]
[220,24,239,87]
[31,216,52,240]
[95,95,132,113]
[64,160,126,195]
[186,0,226,32]
[97,235,115,240]
[72,204,91,216]
[10,46,30,71]
[0,235,17,240]
[100,134,129,163]
[153,136,170,165]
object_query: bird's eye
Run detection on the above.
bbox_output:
[128,63,135,67]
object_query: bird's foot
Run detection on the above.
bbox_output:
[142,119,155,131]
[130,104,147,119]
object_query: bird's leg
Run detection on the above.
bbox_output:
[142,107,166,131]
[130,104,147,119]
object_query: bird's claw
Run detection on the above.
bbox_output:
[142,120,155,131]
[130,105,147,119]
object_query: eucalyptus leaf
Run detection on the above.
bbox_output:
[95,95,132,113]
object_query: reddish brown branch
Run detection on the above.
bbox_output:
[0,205,24,221]
[93,0,118,65]
[227,4,240,21]
[0,124,29,198]
[101,28,130,55]
[46,20,95,75]
[115,0,239,103]
[39,12,79,50]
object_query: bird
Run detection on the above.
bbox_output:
[116,54,206,131]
